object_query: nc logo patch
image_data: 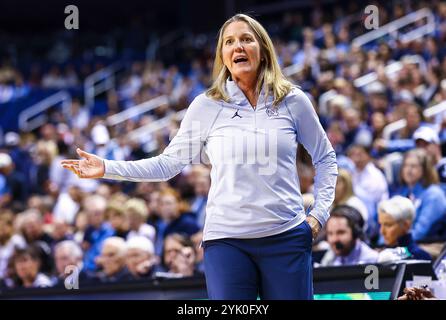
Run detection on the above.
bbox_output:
[266,107,279,117]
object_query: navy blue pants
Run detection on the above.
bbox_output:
[203,221,313,300]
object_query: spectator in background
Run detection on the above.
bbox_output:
[0,154,11,208]
[395,148,446,242]
[0,152,27,211]
[51,218,73,244]
[73,211,88,244]
[170,241,199,277]
[154,189,200,256]
[2,132,33,186]
[125,198,155,242]
[147,189,161,225]
[29,140,57,195]
[63,65,79,88]
[95,237,131,283]
[161,233,200,277]
[366,81,389,115]
[18,209,54,274]
[106,200,129,239]
[391,103,424,141]
[82,195,115,272]
[42,66,66,89]
[52,184,84,225]
[320,205,378,266]
[189,167,210,228]
[90,123,127,161]
[370,112,388,141]
[333,168,369,230]
[412,126,446,194]
[347,144,389,240]
[96,183,112,200]
[7,245,52,288]
[52,240,93,287]
[19,209,53,247]
[125,236,158,279]
[50,141,85,194]
[374,112,434,157]
[342,108,373,150]
[0,210,26,279]
[378,196,431,260]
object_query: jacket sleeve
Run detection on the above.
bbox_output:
[287,88,338,227]
[103,94,213,182]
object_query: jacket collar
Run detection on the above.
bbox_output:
[397,233,414,247]
[225,78,274,109]
[401,182,425,198]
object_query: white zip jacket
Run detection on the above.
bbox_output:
[103,79,338,241]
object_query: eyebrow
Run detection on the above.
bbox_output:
[223,32,254,40]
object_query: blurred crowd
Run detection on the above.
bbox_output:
[1,0,446,292]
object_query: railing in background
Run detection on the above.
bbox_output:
[354,55,427,89]
[18,91,72,132]
[352,8,435,48]
[110,108,187,154]
[382,100,446,140]
[84,62,123,108]
[283,63,304,77]
[106,95,169,127]
[354,60,403,89]
[126,108,187,141]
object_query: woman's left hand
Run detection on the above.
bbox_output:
[305,216,321,240]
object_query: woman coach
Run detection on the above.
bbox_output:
[62,14,338,300]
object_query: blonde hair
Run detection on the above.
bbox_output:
[124,198,149,220]
[335,168,354,204]
[401,148,439,187]
[206,13,293,107]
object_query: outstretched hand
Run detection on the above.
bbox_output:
[61,148,105,179]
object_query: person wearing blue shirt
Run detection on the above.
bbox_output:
[81,195,115,272]
[154,188,200,256]
[395,149,446,242]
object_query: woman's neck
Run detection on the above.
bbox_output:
[233,76,258,108]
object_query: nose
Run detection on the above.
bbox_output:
[329,235,338,245]
[234,40,244,51]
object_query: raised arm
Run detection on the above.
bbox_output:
[62,94,215,182]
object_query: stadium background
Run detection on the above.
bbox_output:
[1,0,446,299]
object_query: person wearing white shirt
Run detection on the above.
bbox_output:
[62,14,337,300]
[348,144,389,239]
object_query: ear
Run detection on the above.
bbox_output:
[401,219,412,233]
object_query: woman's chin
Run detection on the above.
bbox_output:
[232,68,256,78]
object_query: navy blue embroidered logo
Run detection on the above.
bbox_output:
[266,107,279,117]
[231,109,242,119]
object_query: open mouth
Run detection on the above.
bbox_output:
[233,57,248,64]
